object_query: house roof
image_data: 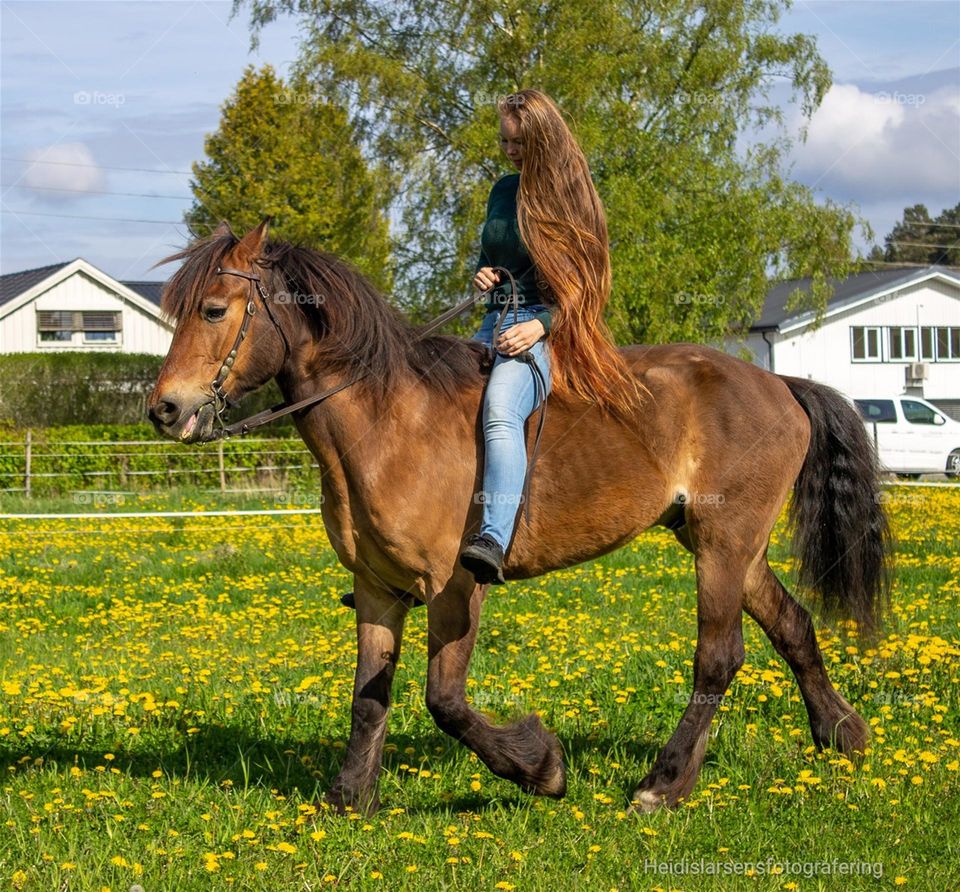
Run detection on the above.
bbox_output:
[0,260,165,309]
[0,261,73,307]
[0,259,171,327]
[755,265,960,331]
[122,281,164,306]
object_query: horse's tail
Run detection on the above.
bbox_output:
[780,376,892,637]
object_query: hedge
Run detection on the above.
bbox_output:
[0,353,287,428]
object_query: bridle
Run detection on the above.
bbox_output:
[207,263,548,524]
[209,265,363,438]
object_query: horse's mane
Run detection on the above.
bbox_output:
[159,230,487,403]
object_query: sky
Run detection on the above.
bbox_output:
[1,0,958,281]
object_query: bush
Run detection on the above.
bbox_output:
[0,353,287,428]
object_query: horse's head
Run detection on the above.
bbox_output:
[148,219,288,443]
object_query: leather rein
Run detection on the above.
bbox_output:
[210,264,549,523]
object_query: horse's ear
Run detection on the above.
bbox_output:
[238,218,271,261]
[212,220,234,238]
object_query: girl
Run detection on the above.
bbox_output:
[459,89,645,586]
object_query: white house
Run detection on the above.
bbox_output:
[729,266,960,420]
[0,259,172,355]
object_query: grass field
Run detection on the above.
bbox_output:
[0,485,958,891]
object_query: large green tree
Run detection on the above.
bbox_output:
[185,64,393,292]
[237,0,864,342]
[867,203,960,267]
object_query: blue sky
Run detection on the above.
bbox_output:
[1,0,958,280]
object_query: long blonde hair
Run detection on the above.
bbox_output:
[498,89,646,421]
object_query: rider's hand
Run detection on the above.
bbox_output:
[496,319,545,356]
[474,266,501,292]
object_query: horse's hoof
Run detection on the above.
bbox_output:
[537,759,567,798]
[628,789,667,814]
[322,788,379,816]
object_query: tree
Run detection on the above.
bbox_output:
[236,0,864,342]
[868,203,960,267]
[185,65,393,292]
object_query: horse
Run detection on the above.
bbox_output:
[147,220,891,814]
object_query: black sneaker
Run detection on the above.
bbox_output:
[339,591,425,610]
[459,533,506,585]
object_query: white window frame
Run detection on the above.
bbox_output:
[851,325,882,362]
[887,326,918,362]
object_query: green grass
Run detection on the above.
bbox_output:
[0,486,958,890]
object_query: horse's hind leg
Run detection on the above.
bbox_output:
[425,573,566,798]
[743,560,869,754]
[631,548,745,812]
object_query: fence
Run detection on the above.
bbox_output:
[0,432,317,497]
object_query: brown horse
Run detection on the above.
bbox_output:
[148,221,891,814]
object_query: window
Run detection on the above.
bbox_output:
[936,326,960,361]
[851,326,881,361]
[36,310,121,346]
[81,312,121,344]
[920,327,936,361]
[902,399,943,425]
[855,399,897,423]
[888,326,917,361]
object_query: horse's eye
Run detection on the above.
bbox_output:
[203,306,227,322]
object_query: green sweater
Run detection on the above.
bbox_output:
[475,173,555,334]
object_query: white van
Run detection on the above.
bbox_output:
[854,396,960,478]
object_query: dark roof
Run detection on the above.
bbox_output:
[0,260,165,309]
[121,281,164,306]
[755,265,958,330]
[0,261,72,307]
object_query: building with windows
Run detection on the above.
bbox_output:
[730,266,960,419]
[0,259,171,354]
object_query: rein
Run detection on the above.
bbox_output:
[211,264,549,523]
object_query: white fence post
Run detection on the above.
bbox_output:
[24,430,32,498]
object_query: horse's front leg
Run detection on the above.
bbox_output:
[325,576,408,815]
[425,571,566,798]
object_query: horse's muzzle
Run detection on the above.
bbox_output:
[148,396,219,444]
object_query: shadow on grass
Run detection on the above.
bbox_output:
[0,722,667,811]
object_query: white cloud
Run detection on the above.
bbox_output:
[790,81,960,199]
[22,142,105,194]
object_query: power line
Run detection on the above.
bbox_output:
[887,240,959,249]
[3,208,182,224]
[1,183,191,200]
[1,156,192,175]
[892,222,960,230]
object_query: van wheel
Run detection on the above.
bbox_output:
[947,449,960,479]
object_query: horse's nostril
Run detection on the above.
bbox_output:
[149,399,181,426]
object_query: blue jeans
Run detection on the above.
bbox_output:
[471,305,553,550]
